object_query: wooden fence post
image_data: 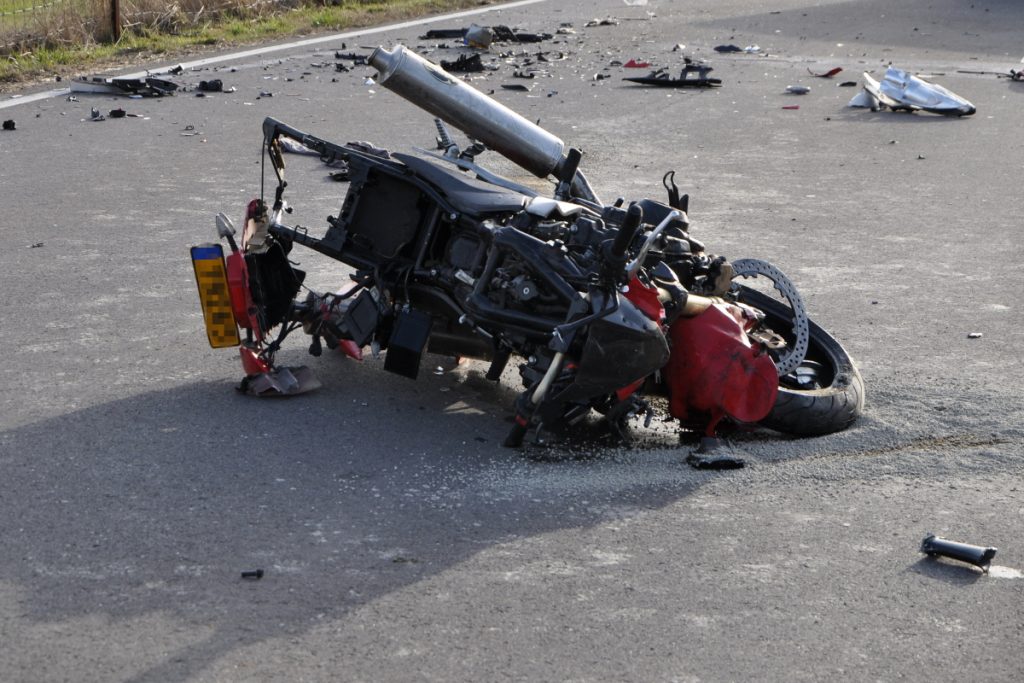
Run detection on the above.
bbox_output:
[111,0,121,42]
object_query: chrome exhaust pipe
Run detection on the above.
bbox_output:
[369,45,566,178]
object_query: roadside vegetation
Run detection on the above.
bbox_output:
[0,0,491,89]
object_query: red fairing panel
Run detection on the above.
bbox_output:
[665,302,778,435]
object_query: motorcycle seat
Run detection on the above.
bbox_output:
[393,153,531,216]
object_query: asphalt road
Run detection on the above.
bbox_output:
[1,0,1022,681]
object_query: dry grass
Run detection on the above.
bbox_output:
[0,0,491,87]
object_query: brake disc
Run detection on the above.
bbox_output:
[730,258,809,376]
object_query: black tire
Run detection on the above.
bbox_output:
[735,286,864,436]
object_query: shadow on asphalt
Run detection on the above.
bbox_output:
[1,352,710,681]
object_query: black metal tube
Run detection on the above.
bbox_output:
[921,534,997,571]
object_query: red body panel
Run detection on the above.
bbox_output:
[664,303,778,435]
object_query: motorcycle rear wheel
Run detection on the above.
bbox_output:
[735,286,864,436]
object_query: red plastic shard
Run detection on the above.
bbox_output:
[809,67,843,78]
[622,276,665,325]
[623,59,652,68]
[339,340,363,361]
[664,303,778,435]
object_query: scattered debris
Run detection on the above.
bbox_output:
[686,437,745,470]
[921,534,997,572]
[624,64,721,88]
[782,105,800,110]
[334,51,369,65]
[198,79,224,93]
[181,124,201,136]
[501,83,532,92]
[491,25,552,43]
[29,242,44,248]
[786,85,811,94]
[809,67,843,78]
[465,24,494,48]
[2,119,14,131]
[967,332,983,339]
[957,68,1024,81]
[584,18,620,27]
[623,59,652,68]
[714,44,743,53]
[838,81,858,87]
[240,569,265,580]
[238,366,321,396]
[71,75,177,97]
[849,66,976,116]
[108,108,127,118]
[89,108,105,121]
[441,53,486,73]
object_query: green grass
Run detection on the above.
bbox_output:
[0,0,491,88]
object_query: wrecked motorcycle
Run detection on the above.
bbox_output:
[191,45,863,452]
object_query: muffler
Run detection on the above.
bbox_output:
[369,45,566,178]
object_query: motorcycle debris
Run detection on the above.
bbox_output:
[850,66,976,116]
[441,53,486,73]
[786,85,811,95]
[2,119,14,130]
[465,24,493,49]
[28,242,44,248]
[921,534,997,572]
[623,64,721,88]
[838,81,858,87]
[584,18,619,27]
[502,83,533,92]
[240,569,265,580]
[238,366,321,396]
[714,44,742,53]
[782,105,800,110]
[967,332,983,339]
[89,108,105,121]
[623,59,652,68]
[71,75,178,97]
[686,437,746,470]
[334,51,369,65]
[108,108,127,118]
[809,67,843,78]
[198,79,224,93]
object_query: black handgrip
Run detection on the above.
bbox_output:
[921,534,997,570]
[610,203,644,259]
[559,148,583,185]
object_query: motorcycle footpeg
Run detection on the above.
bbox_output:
[920,534,997,571]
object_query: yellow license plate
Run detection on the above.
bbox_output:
[191,244,241,348]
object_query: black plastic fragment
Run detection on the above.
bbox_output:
[686,437,745,470]
[441,53,485,73]
[921,534,997,571]
[2,119,14,131]
[241,569,264,580]
[198,79,223,92]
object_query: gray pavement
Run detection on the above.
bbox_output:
[1,0,1022,681]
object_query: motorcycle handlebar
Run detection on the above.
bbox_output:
[610,203,643,260]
